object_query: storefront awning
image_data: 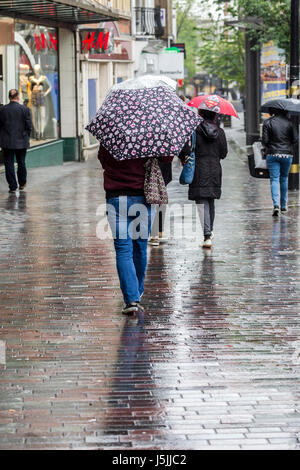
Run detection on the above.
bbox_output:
[0,0,125,29]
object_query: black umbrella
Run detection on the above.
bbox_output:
[261,98,300,115]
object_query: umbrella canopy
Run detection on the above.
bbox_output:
[105,75,177,100]
[86,86,202,161]
[188,94,239,118]
[261,98,300,115]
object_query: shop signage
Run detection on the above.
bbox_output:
[79,24,131,61]
[34,32,58,51]
[80,29,111,53]
[171,42,186,58]
[160,8,166,27]
[33,30,110,54]
[158,51,184,79]
[261,40,287,104]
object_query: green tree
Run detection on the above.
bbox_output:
[227,0,290,56]
[195,0,291,90]
[198,27,245,90]
[176,0,291,89]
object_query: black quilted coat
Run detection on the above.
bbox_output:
[180,120,228,200]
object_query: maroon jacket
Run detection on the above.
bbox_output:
[98,144,173,199]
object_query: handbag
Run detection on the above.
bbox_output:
[248,154,270,179]
[252,141,267,169]
[179,131,196,185]
[144,158,168,205]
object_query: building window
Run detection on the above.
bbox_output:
[15,22,59,146]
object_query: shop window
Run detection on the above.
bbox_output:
[15,22,59,147]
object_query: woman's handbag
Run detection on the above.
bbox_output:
[179,131,196,185]
[144,158,168,205]
[248,154,270,179]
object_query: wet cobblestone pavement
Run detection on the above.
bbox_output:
[0,139,300,450]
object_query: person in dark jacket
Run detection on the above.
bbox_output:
[179,101,228,248]
[0,89,32,192]
[98,144,173,314]
[262,108,298,216]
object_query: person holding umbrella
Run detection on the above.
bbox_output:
[98,145,174,314]
[261,100,299,216]
[180,95,228,248]
[88,85,200,314]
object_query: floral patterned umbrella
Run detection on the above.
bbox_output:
[104,75,177,100]
[86,86,202,161]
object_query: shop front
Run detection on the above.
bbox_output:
[0,18,75,168]
[15,21,62,166]
[79,21,133,160]
[0,1,125,168]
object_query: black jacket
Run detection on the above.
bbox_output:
[262,115,298,155]
[0,101,32,149]
[180,120,228,200]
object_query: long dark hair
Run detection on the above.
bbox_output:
[269,107,288,117]
[199,109,218,122]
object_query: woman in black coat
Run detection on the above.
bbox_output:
[180,103,228,248]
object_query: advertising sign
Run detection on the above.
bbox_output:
[79,23,131,61]
[171,42,186,59]
[80,28,113,54]
[160,8,166,27]
[158,51,184,79]
[261,41,287,104]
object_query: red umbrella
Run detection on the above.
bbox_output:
[188,94,239,118]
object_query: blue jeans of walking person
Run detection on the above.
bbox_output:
[106,196,155,304]
[266,155,293,209]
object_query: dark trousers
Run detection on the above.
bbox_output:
[3,148,27,191]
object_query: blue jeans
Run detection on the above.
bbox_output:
[106,196,155,304]
[266,155,293,209]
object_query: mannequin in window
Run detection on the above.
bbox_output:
[29,64,51,140]
[19,64,31,107]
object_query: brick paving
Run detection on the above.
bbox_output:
[0,139,300,450]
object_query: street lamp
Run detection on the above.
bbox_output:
[225,17,265,146]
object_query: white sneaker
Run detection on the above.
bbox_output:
[202,237,212,249]
[149,237,159,246]
[122,303,139,315]
[122,302,144,315]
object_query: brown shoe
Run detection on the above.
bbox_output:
[19,184,27,190]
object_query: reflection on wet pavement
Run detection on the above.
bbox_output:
[0,144,299,449]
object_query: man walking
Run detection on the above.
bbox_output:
[0,89,32,193]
